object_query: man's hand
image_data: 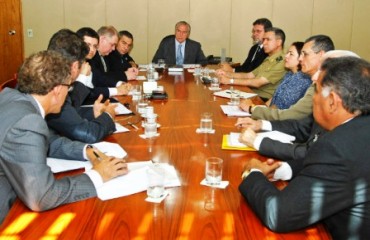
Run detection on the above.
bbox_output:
[93,94,117,118]
[117,83,132,95]
[125,67,139,80]
[239,98,254,112]
[235,117,262,131]
[242,158,281,178]
[218,63,233,72]
[238,127,257,147]
[87,147,128,182]
[93,156,128,182]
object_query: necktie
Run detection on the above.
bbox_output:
[176,44,183,65]
[251,45,261,62]
[100,55,107,72]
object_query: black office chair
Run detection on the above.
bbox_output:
[206,55,233,64]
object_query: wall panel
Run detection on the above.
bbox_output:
[190,0,231,59]
[230,0,273,64]
[312,0,354,50]
[107,0,148,63]
[272,0,313,48]
[64,0,106,31]
[351,0,370,60]
[22,0,64,54]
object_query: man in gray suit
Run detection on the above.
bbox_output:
[0,51,128,224]
[152,21,207,65]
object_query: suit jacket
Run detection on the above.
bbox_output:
[47,83,116,143]
[239,115,370,239]
[0,88,96,224]
[106,50,133,72]
[234,44,268,73]
[89,51,127,88]
[152,35,207,65]
[259,115,325,162]
[251,84,314,121]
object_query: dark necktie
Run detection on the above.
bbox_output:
[251,45,260,62]
[100,55,107,72]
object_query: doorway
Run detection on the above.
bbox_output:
[0,0,24,84]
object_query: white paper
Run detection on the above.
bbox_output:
[115,102,132,115]
[114,122,130,133]
[228,131,296,148]
[47,158,92,173]
[220,105,251,117]
[200,179,229,189]
[182,64,201,69]
[214,90,257,99]
[143,81,158,94]
[46,141,127,173]
[97,162,181,200]
[135,75,146,80]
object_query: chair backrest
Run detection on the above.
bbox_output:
[0,74,18,91]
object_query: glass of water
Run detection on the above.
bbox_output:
[147,165,165,198]
[205,157,223,185]
[145,122,157,138]
[200,112,213,133]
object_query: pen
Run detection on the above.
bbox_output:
[128,121,139,130]
[93,150,102,161]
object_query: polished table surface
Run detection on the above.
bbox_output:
[0,69,332,239]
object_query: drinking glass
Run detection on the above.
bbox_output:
[205,157,223,185]
[147,166,165,198]
[200,112,213,133]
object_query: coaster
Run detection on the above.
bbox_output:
[145,190,169,203]
[139,133,160,139]
[196,128,215,134]
[200,179,229,189]
[208,87,222,91]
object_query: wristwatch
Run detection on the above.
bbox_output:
[230,78,234,84]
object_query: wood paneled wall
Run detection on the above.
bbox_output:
[22,0,370,63]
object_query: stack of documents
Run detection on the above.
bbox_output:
[220,105,250,117]
[222,131,296,151]
[97,162,181,200]
[47,141,127,173]
[214,90,257,99]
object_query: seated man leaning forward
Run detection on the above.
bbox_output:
[0,50,128,224]
[152,21,207,65]
[217,27,287,101]
[239,56,370,240]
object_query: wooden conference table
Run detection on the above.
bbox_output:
[0,69,331,239]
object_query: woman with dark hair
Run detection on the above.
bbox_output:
[267,41,312,109]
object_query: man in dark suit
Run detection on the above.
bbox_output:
[0,51,128,224]
[114,30,137,69]
[152,21,207,65]
[239,57,370,239]
[219,18,272,73]
[89,26,138,88]
[45,29,118,143]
